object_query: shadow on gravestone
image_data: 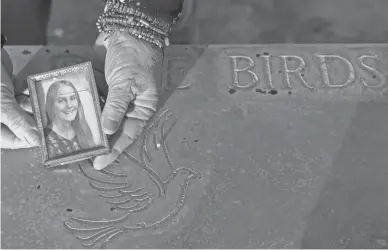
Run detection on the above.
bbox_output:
[300,87,388,248]
[149,44,388,249]
[1,45,209,249]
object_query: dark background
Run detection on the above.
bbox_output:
[2,0,388,45]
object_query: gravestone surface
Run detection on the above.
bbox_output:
[2,44,388,249]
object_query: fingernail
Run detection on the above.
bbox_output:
[25,130,40,146]
[103,119,118,133]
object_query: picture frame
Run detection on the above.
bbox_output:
[27,61,110,167]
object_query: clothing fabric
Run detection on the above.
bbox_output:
[114,0,184,23]
[44,127,81,158]
[1,33,6,48]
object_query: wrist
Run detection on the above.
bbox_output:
[94,30,163,68]
[98,30,162,55]
[110,31,161,50]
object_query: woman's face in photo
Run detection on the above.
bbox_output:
[53,85,79,122]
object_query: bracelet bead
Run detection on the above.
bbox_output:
[97,0,178,48]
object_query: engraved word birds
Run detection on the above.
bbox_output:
[227,53,386,90]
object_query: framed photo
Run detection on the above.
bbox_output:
[27,61,109,167]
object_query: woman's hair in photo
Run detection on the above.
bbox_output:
[45,80,95,149]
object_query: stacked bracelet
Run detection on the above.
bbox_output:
[96,0,180,48]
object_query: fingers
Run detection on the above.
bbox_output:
[93,117,146,170]
[95,79,158,170]
[1,124,36,149]
[94,89,158,170]
[101,81,135,135]
[1,64,40,148]
[1,101,40,147]
[125,89,158,120]
[1,95,37,149]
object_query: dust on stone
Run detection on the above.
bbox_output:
[21,50,31,55]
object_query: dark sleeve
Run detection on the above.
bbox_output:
[142,0,184,23]
[105,0,184,24]
[1,33,7,48]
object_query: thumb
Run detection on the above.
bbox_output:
[101,80,135,135]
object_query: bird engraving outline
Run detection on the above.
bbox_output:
[63,108,201,248]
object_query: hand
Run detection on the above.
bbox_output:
[1,49,40,149]
[93,31,162,170]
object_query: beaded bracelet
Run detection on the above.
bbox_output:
[97,0,181,48]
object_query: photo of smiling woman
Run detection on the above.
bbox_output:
[44,80,95,158]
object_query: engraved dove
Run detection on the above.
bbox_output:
[63,108,201,248]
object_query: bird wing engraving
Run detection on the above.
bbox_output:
[63,108,201,248]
